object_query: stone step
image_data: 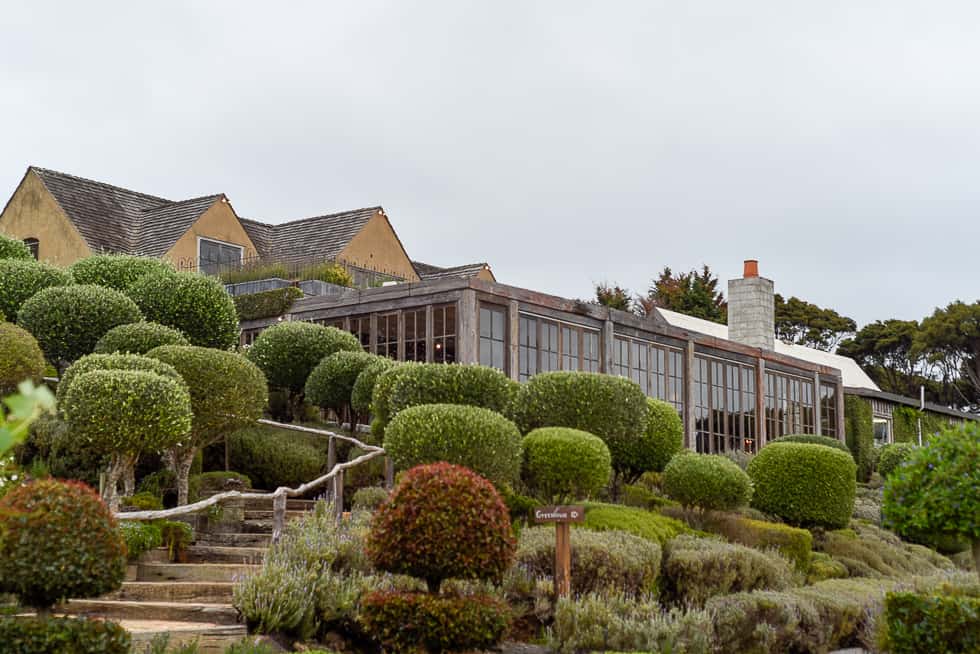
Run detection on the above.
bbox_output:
[108,581,236,603]
[243,509,309,521]
[242,496,317,511]
[242,519,274,534]
[195,532,271,548]
[124,620,246,654]
[142,546,265,565]
[138,563,259,583]
[64,599,239,625]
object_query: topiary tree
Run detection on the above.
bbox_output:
[882,423,980,579]
[877,442,917,479]
[844,395,874,482]
[0,322,46,395]
[367,462,516,593]
[641,398,684,474]
[770,433,852,454]
[522,427,612,502]
[512,371,649,482]
[383,404,523,488]
[246,321,362,420]
[18,284,142,372]
[68,254,174,291]
[57,352,185,407]
[351,357,397,417]
[304,350,381,424]
[0,233,33,260]
[127,270,239,349]
[62,369,193,510]
[748,442,857,529]
[146,345,268,504]
[93,321,190,354]
[0,258,71,322]
[663,452,753,514]
[370,363,518,438]
[0,479,126,612]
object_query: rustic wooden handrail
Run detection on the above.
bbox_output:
[114,419,387,543]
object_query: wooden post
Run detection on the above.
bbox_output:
[327,436,336,471]
[333,469,344,521]
[554,522,571,597]
[384,456,395,489]
[507,300,520,381]
[458,290,478,364]
[813,371,822,436]
[272,492,287,544]
[756,358,767,451]
[685,340,696,451]
[601,319,615,374]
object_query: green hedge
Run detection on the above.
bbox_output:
[0,616,131,654]
[579,502,689,545]
[663,452,753,512]
[68,254,173,291]
[351,358,397,416]
[883,588,979,654]
[522,427,611,502]
[371,363,517,438]
[18,284,142,365]
[878,442,916,478]
[0,233,33,261]
[771,433,851,454]
[0,259,71,321]
[844,395,874,482]
[246,321,362,394]
[697,512,813,572]
[643,398,684,473]
[233,286,303,321]
[305,350,380,416]
[512,371,649,481]
[93,321,189,354]
[226,425,326,490]
[127,271,239,349]
[748,442,856,528]
[0,322,46,394]
[384,403,522,487]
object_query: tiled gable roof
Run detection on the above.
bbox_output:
[241,208,379,263]
[138,194,223,256]
[413,260,492,281]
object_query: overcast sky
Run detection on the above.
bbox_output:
[2,2,977,326]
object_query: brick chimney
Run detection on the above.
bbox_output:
[728,259,775,350]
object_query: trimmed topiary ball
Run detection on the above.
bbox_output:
[57,352,185,407]
[93,321,190,354]
[0,479,126,609]
[0,259,71,323]
[771,433,852,455]
[367,463,516,592]
[0,233,34,260]
[370,363,518,438]
[18,284,142,367]
[522,427,611,502]
[68,254,174,291]
[384,404,523,487]
[351,357,398,416]
[663,452,753,512]
[0,322,46,394]
[877,442,916,479]
[511,371,649,481]
[247,321,362,395]
[748,442,857,529]
[305,350,381,418]
[127,271,239,349]
[642,398,685,473]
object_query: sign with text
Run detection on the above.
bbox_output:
[534,505,585,524]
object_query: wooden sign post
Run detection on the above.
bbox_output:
[533,505,584,598]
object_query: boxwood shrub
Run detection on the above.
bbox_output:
[18,284,142,366]
[579,502,689,545]
[93,321,189,354]
[694,511,814,572]
[748,442,856,528]
[511,371,649,481]
[0,616,130,654]
[351,486,389,512]
[0,233,33,260]
[351,357,397,416]
[516,525,661,596]
[127,271,239,349]
[644,398,685,473]
[305,350,381,418]
[663,452,753,513]
[57,352,184,406]
[877,442,916,479]
[771,433,851,454]
[0,479,126,609]
[119,521,164,560]
[0,259,71,321]
[0,322,46,394]
[384,404,522,488]
[226,425,327,490]
[371,363,517,438]
[522,427,611,502]
[247,321,362,394]
[68,254,173,291]
[233,286,303,321]
[883,588,979,654]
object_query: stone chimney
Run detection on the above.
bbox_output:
[728,259,775,350]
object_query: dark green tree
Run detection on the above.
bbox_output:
[774,294,856,351]
[637,265,727,324]
[837,320,925,397]
[916,301,980,407]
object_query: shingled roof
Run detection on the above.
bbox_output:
[30,167,222,256]
[413,260,493,281]
[240,208,379,262]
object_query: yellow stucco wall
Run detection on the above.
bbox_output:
[476,267,496,282]
[338,212,420,281]
[164,199,259,269]
[0,171,91,266]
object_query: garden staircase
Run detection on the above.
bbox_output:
[61,496,316,653]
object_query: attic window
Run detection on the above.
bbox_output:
[198,238,243,275]
[23,238,39,260]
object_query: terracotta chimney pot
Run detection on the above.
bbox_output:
[743,260,759,278]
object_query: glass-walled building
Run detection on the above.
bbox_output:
[240,276,845,453]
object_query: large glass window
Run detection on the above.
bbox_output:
[613,336,685,415]
[584,331,600,372]
[433,304,456,363]
[348,316,371,351]
[561,326,579,371]
[694,355,758,453]
[765,370,817,439]
[520,315,599,379]
[518,316,537,381]
[377,313,398,359]
[479,304,507,371]
[540,321,559,372]
[405,309,427,362]
[198,238,243,275]
[820,382,838,438]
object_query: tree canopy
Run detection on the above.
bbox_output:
[774,294,856,351]
[636,265,727,324]
[593,282,632,312]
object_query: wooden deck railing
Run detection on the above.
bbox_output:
[114,419,389,543]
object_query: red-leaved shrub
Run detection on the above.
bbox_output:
[366,463,516,592]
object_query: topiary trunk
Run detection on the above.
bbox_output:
[122,457,138,497]
[104,453,136,512]
[973,538,980,583]
[170,447,197,506]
